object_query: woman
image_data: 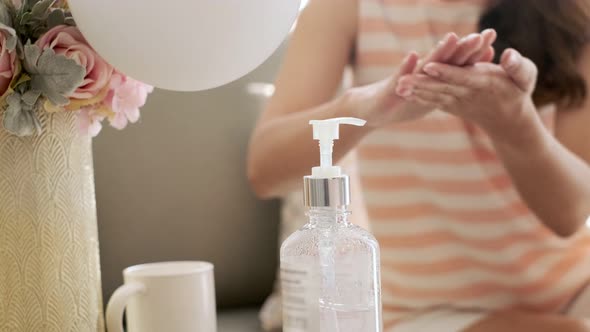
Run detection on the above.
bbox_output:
[248,0,590,331]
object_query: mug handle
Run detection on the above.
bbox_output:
[106,282,146,332]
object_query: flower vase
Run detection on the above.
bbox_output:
[0,109,104,331]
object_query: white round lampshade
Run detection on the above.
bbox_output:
[68,0,301,91]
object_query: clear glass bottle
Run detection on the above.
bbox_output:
[280,118,382,332]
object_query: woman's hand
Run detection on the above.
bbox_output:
[396,49,539,142]
[397,48,590,237]
[345,29,497,127]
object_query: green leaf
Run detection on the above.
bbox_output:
[10,73,31,91]
[2,92,42,137]
[0,23,17,51]
[47,8,65,28]
[30,0,54,19]
[22,89,40,106]
[31,25,48,39]
[23,0,41,11]
[23,42,40,71]
[15,39,23,58]
[0,2,12,27]
[20,11,31,24]
[24,45,85,106]
[5,34,15,50]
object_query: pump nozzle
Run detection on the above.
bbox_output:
[309,117,366,178]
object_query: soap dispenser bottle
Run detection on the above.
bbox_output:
[280,117,382,332]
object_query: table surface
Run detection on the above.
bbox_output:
[218,308,263,332]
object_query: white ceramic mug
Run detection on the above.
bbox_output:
[106,261,217,332]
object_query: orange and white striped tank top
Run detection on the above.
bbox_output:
[353,0,590,328]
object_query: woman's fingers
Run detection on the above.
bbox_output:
[415,33,460,73]
[500,48,538,92]
[399,52,420,76]
[430,33,461,63]
[387,51,419,91]
[415,29,497,76]
[464,29,497,65]
[397,74,470,98]
[478,47,496,63]
[409,89,457,111]
[406,94,435,108]
[422,62,489,88]
[448,33,484,65]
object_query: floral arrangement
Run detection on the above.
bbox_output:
[0,0,153,137]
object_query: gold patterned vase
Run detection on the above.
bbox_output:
[0,110,104,331]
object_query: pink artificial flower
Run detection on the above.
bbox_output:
[37,25,113,101]
[106,72,153,130]
[77,107,105,137]
[0,30,16,97]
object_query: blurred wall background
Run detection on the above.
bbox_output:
[94,43,286,310]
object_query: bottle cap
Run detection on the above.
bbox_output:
[304,117,366,208]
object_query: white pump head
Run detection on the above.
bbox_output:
[309,117,366,178]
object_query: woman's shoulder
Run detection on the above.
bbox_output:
[302,0,358,40]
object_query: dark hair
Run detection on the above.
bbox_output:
[479,0,590,108]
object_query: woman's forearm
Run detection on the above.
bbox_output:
[247,94,372,198]
[247,29,496,199]
[490,102,590,237]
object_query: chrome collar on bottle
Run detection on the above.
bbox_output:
[303,175,350,208]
